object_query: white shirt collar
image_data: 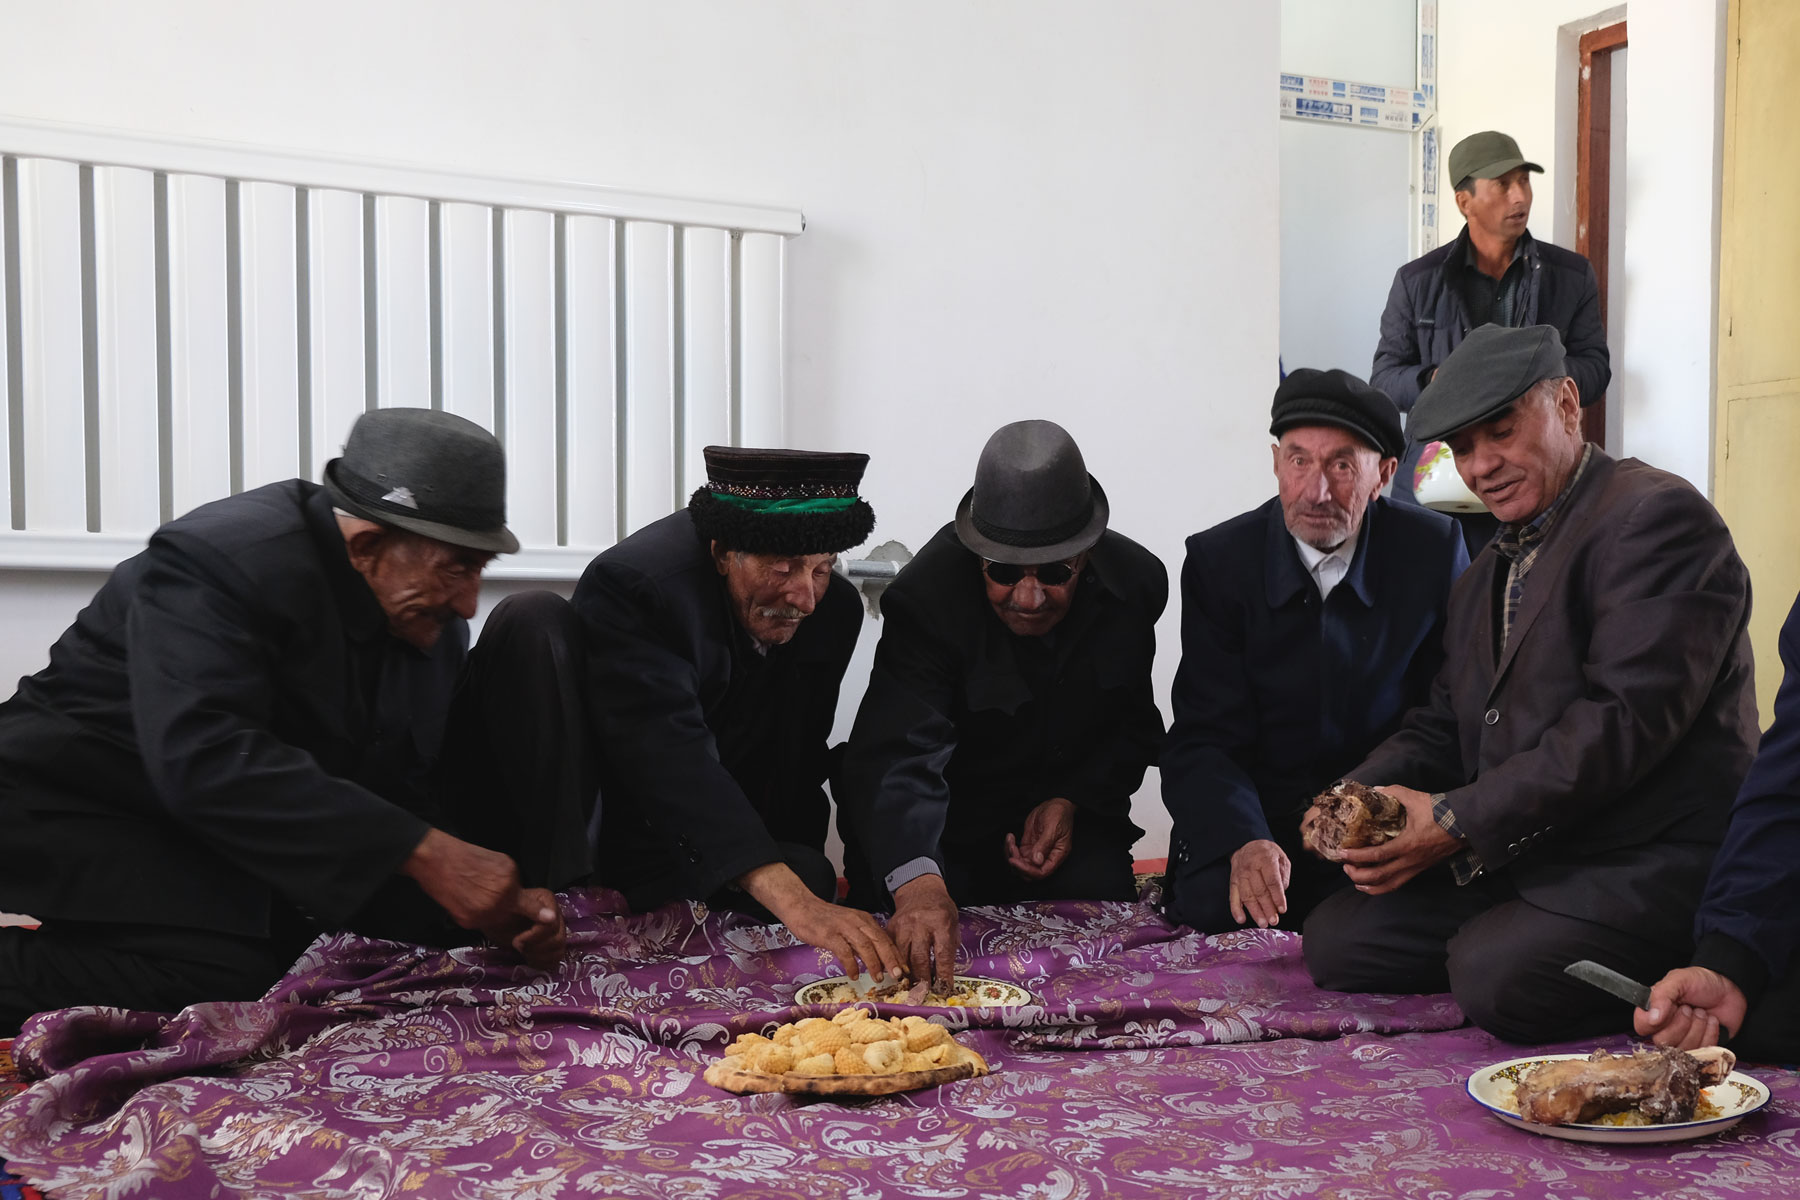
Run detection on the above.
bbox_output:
[1291,524,1360,600]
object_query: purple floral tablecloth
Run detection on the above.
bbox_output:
[0,892,1795,1199]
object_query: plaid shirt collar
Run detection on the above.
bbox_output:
[1493,443,1594,565]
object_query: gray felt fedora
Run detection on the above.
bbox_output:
[323,408,520,554]
[955,420,1108,565]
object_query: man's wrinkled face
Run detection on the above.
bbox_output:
[1456,166,1534,245]
[1272,426,1396,551]
[714,545,837,645]
[352,531,492,651]
[1445,379,1585,525]
[981,553,1086,637]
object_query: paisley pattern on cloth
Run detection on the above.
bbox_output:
[0,892,1791,1199]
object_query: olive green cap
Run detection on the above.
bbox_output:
[1448,130,1544,185]
[1409,324,1567,443]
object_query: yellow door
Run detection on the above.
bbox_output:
[1716,0,1800,726]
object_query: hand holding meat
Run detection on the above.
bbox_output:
[1301,781,1408,861]
[1327,784,1463,894]
[890,874,961,991]
[403,828,567,967]
[1635,967,1749,1051]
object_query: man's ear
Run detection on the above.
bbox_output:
[1557,378,1583,433]
[342,525,387,574]
[1376,456,1399,489]
[710,540,732,576]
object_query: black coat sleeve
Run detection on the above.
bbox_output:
[1059,559,1167,816]
[1160,536,1278,863]
[1558,256,1613,408]
[1371,267,1432,413]
[128,533,433,925]
[574,560,784,898]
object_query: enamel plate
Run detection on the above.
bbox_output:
[794,976,1035,1008]
[1467,1053,1771,1144]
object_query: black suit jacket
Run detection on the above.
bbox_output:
[1161,496,1466,865]
[573,510,862,909]
[1354,451,1758,937]
[838,523,1166,888]
[0,482,453,936]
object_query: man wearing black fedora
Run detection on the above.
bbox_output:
[572,446,903,982]
[1159,369,1466,935]
[838,420,1166,987]
[0,408,566,1035]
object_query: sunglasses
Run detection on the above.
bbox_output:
[982,558,1081,587]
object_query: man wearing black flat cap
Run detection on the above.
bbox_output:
[0,408,566,1035]
[1372,130,1610,546]
[1160,369,1467,934]
[573,446,903,982]
[1304,324,1757,1044]
[837,420,1166,987]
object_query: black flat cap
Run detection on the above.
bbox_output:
[324,408,519,554]
[1270,368,1405,460]
[1409,324,1568,443]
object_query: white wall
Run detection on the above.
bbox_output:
[1436,0,1726,491]
[0,1,1283,861]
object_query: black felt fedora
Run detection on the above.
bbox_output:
[955,420,1108,565]
[323,408,520,554]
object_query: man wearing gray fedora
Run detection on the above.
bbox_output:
[838,420,1166,987]
[0,409,567,1034]
[1303,325,1756,1043]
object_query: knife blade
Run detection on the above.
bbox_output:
[1564,959,1653,1010]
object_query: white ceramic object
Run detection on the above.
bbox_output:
[1413,440,1486,513]
[1466,1053,1772,1144]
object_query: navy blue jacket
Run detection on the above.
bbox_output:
[1692,591,1800,1007]
[1161,496,1466,864]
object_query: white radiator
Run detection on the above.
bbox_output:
[0,118,802,579]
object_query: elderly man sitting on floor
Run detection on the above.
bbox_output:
[0,409,569,1036]
[837,420,1166,987]
[1302,324,1758,1043]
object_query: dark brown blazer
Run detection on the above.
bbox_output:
[1352,449,1758,938]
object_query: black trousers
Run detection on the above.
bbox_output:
[0,590,601,1038]
[1302,869,1686,1044]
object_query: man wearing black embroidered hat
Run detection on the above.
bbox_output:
[836,421,1167,988]
[1159,369,1466,935]
[574,446,902,981]
[1372,130,1610,548]
[1303,324,1757,1043]
[0,408,566,1035]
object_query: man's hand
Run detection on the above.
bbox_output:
[737,862,903,981]
[1335,784,1461,895]
[1005,797,1076,881]
[1635,967,1748,1051]
[890,874,960,990]
[402,828,567,968]
[1228,839,1292,928]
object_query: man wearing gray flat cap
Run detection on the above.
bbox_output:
[838,420,1167,987]
[1303,324,1758,1044]
[1160,369,1466,935]
[0,408,569,1035]
[1372,130,1610,547]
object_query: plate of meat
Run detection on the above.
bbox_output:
[1466,1045,1769,1143]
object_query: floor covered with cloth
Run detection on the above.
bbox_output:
[0,890,1797,1199]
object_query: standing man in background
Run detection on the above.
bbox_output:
[1372,130,1610,549]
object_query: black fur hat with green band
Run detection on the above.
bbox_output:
[688,446,875,555]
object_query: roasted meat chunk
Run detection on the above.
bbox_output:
[1513,1046,1736,1126]
[1301,780,1407,862]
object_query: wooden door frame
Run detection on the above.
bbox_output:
[1576,21,1627,446]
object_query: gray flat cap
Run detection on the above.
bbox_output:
[1410,324,1568,443]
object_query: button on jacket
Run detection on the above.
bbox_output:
[1161,496,1467,868]
[838,523,1167,888]
[574,510,862,910]
[0,481,456,937]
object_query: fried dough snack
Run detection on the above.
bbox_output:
[710,1007,987,1091]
